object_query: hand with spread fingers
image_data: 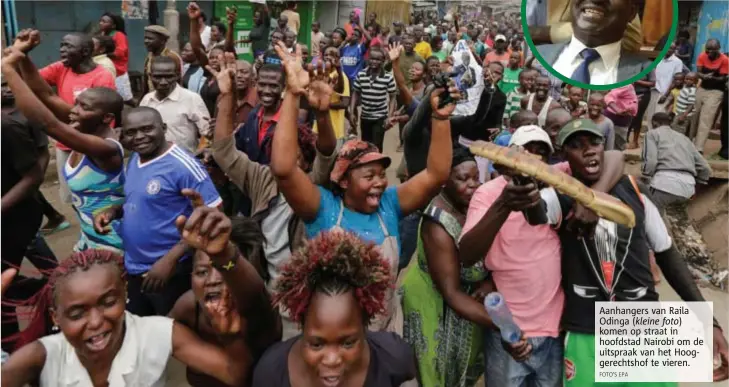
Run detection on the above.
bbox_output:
[187,1,202,20]
[306,61,335,112]
[13,29,41,54]
[206,52,238,94]
[385,42,403,63]
[176,189,230,256]
[274,42,309,96]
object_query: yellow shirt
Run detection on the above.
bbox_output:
[93,54,117,78]
[414,41,433,60]
[314,73,350,139]
[670,88,681,114]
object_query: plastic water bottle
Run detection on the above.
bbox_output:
[484,292,522,344]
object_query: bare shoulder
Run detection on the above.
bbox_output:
[169,290,196,326]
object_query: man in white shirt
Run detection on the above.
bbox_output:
[646,43,685,129]
[537,0,650,85]
[140,56,211,153]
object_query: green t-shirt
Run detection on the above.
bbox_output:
[433,49,448,62]
[499,67,522,95]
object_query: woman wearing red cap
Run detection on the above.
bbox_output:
[269,43,459,336]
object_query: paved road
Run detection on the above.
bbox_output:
[30,127,728,386]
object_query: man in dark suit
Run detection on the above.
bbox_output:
[536,0,651,85]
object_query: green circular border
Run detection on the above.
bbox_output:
[521,0,679,91]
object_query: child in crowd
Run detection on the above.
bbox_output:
[658,72,685,116]
[498,51,523,95]
[669,72,698,134]
[502,68,536,129]
[587,92,615,150]
[562,85,588,118]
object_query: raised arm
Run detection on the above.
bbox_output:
[459,179,542,266]
[384,42,415,106]
[1,49,121,163]
[13,29,73,121]
[187,2,209,67]
[269,43,321,221]
[176,193,280,341]
[223,7,237,54]
[396,88,456,215]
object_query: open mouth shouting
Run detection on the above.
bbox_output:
[585,159,601,176]
[320,375,343,387]
[365,191,383,208]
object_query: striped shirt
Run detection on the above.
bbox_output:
[502,89,530,126]
[353,69,396,120]
[675,86,696,117]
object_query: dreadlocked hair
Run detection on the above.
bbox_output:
[2,249,125,351]
[272,230,392,325]
[263,125,317,170]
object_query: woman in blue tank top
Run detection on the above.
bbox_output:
[3,49,126,254]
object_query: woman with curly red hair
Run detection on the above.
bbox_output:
[252,230,418,386]
[1,194,265,387]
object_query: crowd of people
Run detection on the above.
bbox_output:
[1,1,728,387]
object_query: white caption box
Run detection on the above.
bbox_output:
[595,301,714,383]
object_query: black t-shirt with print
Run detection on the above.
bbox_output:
[556,177,656,334]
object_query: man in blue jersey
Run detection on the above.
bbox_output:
[95,107,221,316]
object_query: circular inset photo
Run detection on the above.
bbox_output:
[522,0,678,90]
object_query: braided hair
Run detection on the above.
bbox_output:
[272,230,392,325]
[2,250,125,350]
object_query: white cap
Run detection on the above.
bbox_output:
[495,34,507,42]
[509,125,554,153]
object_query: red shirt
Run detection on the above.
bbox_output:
[110,31,129,76]
[39,61,116,151]
[257,106,281,146]
[696,52,729,91]
[485,51,511,67]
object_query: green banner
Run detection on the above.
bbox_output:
[215,0,255,62]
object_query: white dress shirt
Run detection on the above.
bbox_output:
[553,35,622,85]
[140,84,211,153]
[39,313,174,387]
[654,55,684,94]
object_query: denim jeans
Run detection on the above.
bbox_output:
[483,329,563,387]
[398,210,422,271]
